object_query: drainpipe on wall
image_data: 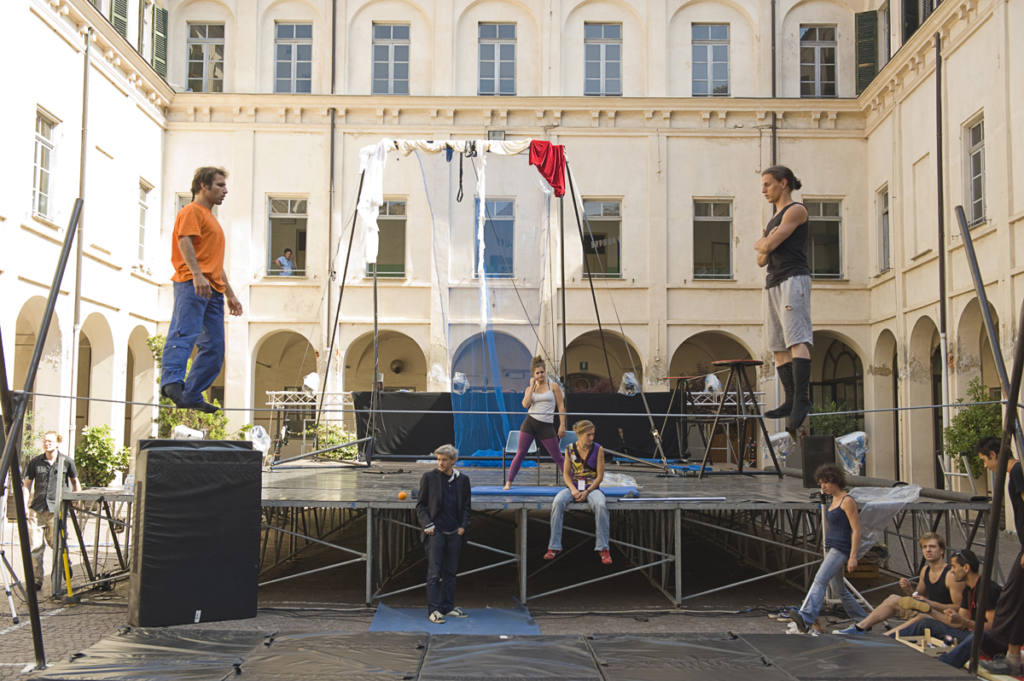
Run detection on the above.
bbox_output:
[770,0,778,165]
[324,0,338,400]
[935,33,951,481]
[68,27,92,447]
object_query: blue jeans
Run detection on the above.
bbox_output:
[796,548,867,626]
[937,631,1004,668]
[548,488,609,551]
[425,531,463,614]
[898,618,968,641]
[160,280,225,405]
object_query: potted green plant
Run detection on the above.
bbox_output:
[944,377,1001,489]
[75,424,130,487]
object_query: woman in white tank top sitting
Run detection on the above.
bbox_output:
[503,356,567,489]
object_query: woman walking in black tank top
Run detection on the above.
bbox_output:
[787,464,866,634]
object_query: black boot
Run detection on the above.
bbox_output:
[787,357,812,435]
[764,363,794,419]
[160,382,186,407]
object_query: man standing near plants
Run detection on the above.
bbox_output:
[22,431,80,590]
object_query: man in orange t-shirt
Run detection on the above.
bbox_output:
[159,167,243,412]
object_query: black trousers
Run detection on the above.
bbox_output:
[993,549,1024,646]
[426,531,463,614]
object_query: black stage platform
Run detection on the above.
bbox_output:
[255,461,983,512]
[30,628,972,681]
[64,461,990,608]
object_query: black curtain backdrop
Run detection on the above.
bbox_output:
[353,391,685,459]
[353,392,454,457]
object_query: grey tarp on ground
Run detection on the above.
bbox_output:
[236,632,428,681]
[29,627,972,681]
[591,633,795,681]
[416,635,600,681]
[30,628,269,681]
[741,633,970,680]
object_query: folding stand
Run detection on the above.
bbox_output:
[0,481,26,623]
[697,359,783,479]
[661,376,708,459]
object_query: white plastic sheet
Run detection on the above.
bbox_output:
[836,431,869,476]
[764,431,795,468]
[849,484,921,558]
[618,372,640,396]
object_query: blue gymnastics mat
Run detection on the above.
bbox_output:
[472,485,637,497]
[369,603,541,635]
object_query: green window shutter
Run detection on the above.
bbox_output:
[855,11,878,94]
[902,0,919,43]
[110,0,129,38]
[152,6,168,78]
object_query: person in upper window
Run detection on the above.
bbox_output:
[544,420,611,565]
[275,248,294,276]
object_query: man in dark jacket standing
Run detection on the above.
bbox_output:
[416,444,471,623]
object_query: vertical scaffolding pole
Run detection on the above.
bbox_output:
[674,508,682,604]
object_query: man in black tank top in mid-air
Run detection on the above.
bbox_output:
[754,166,813,435]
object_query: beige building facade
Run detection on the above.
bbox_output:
[3,0,1021,490]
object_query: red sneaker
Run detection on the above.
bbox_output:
[599,549,612,565]
[543,549,560,560]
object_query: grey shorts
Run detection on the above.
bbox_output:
[766,275,813,351]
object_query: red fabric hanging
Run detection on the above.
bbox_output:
[528,140,566,197]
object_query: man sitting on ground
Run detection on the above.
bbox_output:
[835,531,961,634]
[885,549,999,643]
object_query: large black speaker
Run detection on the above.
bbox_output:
[796,435,836,487]
[128,441,261,626]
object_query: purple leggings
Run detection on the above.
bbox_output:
[507,416,563,483]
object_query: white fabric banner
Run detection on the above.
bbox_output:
[356,139,532,264]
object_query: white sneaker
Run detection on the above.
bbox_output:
[428,610,446,624]
[445,607,467,618]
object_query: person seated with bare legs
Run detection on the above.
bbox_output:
[885,549,999,644]
[504,356,566,490]
[544,420,612,565]
[834,532,961,634]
